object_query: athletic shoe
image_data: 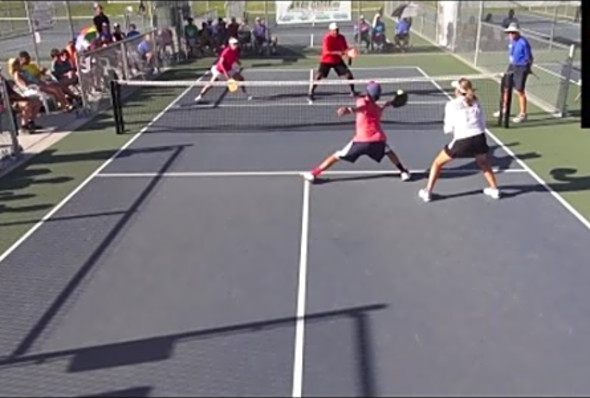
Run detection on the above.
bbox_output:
[483,187,501,199]
[194,95,203,103]
[418,188,431,202]
[307,94,314,104]
[512,114,527,123]
[302,172,316,182]
[400,171,411,181]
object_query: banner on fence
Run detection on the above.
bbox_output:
[275,1,352,24]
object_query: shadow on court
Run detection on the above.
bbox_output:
[0,145,192,225]
[3,144,186,359]
[1,304,386,397]
[76,386,153,398]
[549,168,590,194]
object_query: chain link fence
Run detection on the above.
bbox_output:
[383,0,579,117]
[0,72,21,169]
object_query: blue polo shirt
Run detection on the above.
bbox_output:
[396,19,410,35]
[508,36,532,66]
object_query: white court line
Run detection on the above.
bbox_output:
[173,100,445,109]
[291,179,310,398]
[414,66,590,232]
[96,169,528,178]
[0,73,209,265]
[245,66,423,73]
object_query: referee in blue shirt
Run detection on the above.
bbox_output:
[497,22,533,124]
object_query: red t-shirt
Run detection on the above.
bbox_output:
[216,46,239,73]
[353,97,386,142]
[320,33,348,64]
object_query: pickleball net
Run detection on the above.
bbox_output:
[110,73,514,134]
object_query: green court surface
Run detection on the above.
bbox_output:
[0,33,588,255]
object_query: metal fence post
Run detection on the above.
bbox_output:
[24,1,41,64]
[0,73,21,157]
[65,0,76,43]
[549,5,558,50]
[473,0,484,66]
[556,44,576,117]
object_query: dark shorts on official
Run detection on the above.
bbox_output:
[318,60,350,78]
[444,133,489,158]
[335,140,392,163]
[507,64,529,92]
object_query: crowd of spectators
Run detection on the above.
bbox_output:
[354,13,412,53]
[183,15,277,58]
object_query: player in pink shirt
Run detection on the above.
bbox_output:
[195,37,252,103]
[303,82,411,182]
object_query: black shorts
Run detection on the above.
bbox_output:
[318,60,350,78]
[507,64,529,92]
[444,133,489,158]
[335,140,392,163]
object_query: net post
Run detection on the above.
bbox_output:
[110,80,123,135]
[502,72,514,128]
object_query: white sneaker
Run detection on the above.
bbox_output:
[512,114,527,123]
[483,187,501,199]
[418,188,431,202]
[493,110,507,118]
[400,171,411,181]
[194,95,203,103]
[247,95,253,101]
[302,172,316,182]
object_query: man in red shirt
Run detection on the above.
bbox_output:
[308,22,357,103]
[303,82,411,182]
[195,37,252,103]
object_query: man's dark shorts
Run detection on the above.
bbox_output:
[507,64,529,92]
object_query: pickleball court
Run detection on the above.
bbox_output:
[1,66,590,396]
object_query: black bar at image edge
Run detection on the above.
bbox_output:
[582,2,588,128]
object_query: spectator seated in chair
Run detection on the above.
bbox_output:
[50,48,78,87]
[252,17,269,54]
[371,14,387,52]
[2,80,43,135]
[127,23,140,39]
[9,57,74,112]
[197,22,214,55]
[137,35,156,74]
[354,16,372,52]
[394,17,411,51]
[184,17,199,58]
[112,22,126,42]
[237,22,252,51]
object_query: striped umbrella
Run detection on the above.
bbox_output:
[75,26,99,51]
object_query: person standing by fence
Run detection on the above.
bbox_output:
[495,22,533,124]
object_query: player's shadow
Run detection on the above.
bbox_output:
[430,167,590,201]
[441,143,541,178]
[549,168,590,194]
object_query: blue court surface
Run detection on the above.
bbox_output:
[1,67,590,396]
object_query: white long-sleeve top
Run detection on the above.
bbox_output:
[443,96,486,139]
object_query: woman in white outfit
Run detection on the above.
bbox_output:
[418,78,500,202]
